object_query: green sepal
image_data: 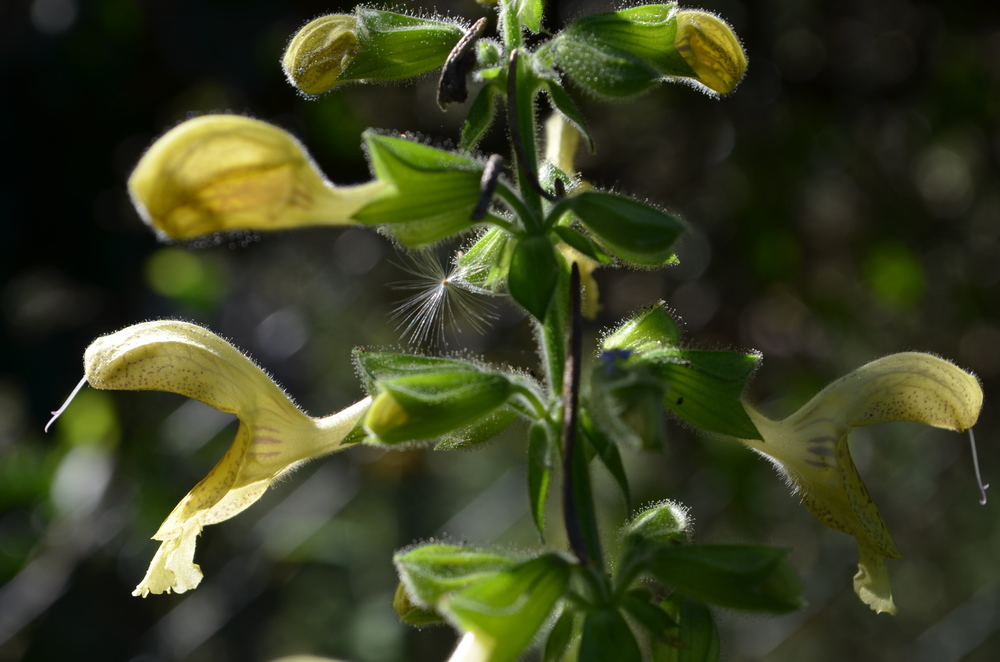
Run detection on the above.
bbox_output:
[579,408,631,513]
[517,0,545,33]
[394,543,520,607]
[340,408,371,446]
[393,582,445,626]
[602,302,682,353]
[621,588,678,641]
[509,235,563,320]
[652,596,720,662]
[645,348,761,439]
[579,609,642,662]
[461,85,501,151]
[365,371,514,444]
[353,349,482,393]
[542,81,595,152]
[434,406,520,450]
[356,132,484,245]
[553,226,612,264]
[647,545,804,613]
[339,8,464,83]
[555,192,686,266]
[440,554,571,662]
[622,501,690,550]
[458,227,515,292]
[560,4,697,79]
[545,32,661,99]
[543,609,576,662]
[528,421,555,538]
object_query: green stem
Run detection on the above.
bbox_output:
[495,181,540,232]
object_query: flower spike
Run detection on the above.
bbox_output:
[739,352,983,614]
[83,320,370,596]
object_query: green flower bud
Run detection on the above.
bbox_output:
[365,372,514,444]
[673,10,747,94]
[282,14,360,95]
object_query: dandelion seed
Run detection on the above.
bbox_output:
[391,250,497,347]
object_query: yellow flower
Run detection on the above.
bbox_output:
[129,115,385,241]
[282,14,361,95]
[740,352,983,614]
[81,320,370,596]
[673,11,747,95]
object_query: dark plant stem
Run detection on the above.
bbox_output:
[561,263,587,564]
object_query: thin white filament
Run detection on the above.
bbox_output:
[390,251,497,347]
[968,427,989,505]
[45,375,88,433]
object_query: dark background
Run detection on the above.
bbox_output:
[2,0,1000,660]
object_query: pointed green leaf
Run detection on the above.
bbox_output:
[509,235,563,320]
[647,545,804,613]
[579,609,642,662]
[528,421,555,537]
[652,596,720,662]
[559,192,686,266]
[580,409,631,513]
[602,302,682,352]
[543,609,576,662]
[621,588,677,641]
[517,0,545,33]
[553,226,612,264]
[354,349,483,392]
[461,85,501,151]
[458,227,515,292]
[543,81,595,152]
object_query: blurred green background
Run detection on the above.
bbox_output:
[2,0,999,660]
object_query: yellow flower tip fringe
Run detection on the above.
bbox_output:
[81,320,369,596]
[739,352,983,614]
[128,114,385,241]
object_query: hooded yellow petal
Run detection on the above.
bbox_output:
[129,115,385,241]
[85,320,371,596]
[741,352,983,613]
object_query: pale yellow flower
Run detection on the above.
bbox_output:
[81,320,369,596]
[129,115,385,241]
[740,352,983,614]
[673,11,747,95]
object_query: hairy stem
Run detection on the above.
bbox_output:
[561,263,588,564]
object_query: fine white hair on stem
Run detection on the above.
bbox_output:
[390,250,497,348]
[45,375,89,433]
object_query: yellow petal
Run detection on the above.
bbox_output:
[128,115,385,241]
[283,14,361,95]
[85,320,371,595]
[742,352,983,613]
[673,11,747,95]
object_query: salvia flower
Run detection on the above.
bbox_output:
[673,10,747,95]
[740,352,983,614]
[78,320,369,596]
[129,115,385,241]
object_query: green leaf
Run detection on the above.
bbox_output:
[602,302,682,352]
[570,429,604,566]
[543,609,576,662]
[579,409,631,513]
[646,348,761,439]
[356,132,484,245]
[623,501,690,549]
[508,235,563,320]
[458,227,515,292]
[394,544,521,607]
[461,85,501,151]
[621,588,677,641]
[579,609,642,662]
[354,349,483,392]
[587,361,667,451]
[652,596,719,662]
[441,554,571,662]
[339,8,464,83]
[543,81,595,152]
[558,192,686,266]
[517,0,544,33]
[646,545,804,613]
[553,226,612,264]
[528,421,555,538]
[366,371,514,444]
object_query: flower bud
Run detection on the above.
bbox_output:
[673,11,747,94]
[129,115,385,241]
[282,14,360,95]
